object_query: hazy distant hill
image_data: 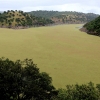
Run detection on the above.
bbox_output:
[0,10,54,29]
[28,11,99,24]
[0,11,3,13]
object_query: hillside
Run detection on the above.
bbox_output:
[0,10,54,29]
[28,11,99,24]
[0,10,99,29]
[0,11,3,13]
[81,16,100,36]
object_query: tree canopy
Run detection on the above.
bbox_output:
[0,58,57,100]
[83,16,100,36]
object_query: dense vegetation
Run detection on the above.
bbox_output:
[82,16,100,36]
[0,10,54,28]
[28,10,99,24]
[55,82,100,100]
[0,58,57,100]
[1,58,100,100]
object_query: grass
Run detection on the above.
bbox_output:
[0,24,100,88]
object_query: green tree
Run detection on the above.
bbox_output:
[0,58,57,100]
[83,16,100,36]
[57,82,99,100]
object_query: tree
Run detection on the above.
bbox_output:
[83,16,100,36]
[56,82,99,100]
[0,58,57,100]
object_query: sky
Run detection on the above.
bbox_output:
[0,0,100,14]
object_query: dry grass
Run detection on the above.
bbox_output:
[0,24,100,88]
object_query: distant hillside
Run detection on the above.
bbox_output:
[81,16,100,36]
[28,11,99,24]
[0,10,54,29]
[0,11,3,13]
[0,10,99,29]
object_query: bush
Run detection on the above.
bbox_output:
[57,82,100,100]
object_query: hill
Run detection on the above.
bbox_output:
[0,10,54,29]
[28,11,99,24]
[81,16,100,36]
[0,11,3,13]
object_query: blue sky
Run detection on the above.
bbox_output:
[0,0,100,14]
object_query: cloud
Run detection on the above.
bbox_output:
[21,3,100,14]
[0,0,100,14]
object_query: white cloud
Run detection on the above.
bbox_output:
[21,3,100,14]
[0,0,100,14]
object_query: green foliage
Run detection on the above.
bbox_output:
[83,16,100,36]
[56,82,100,100]
[0,58,56,100]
